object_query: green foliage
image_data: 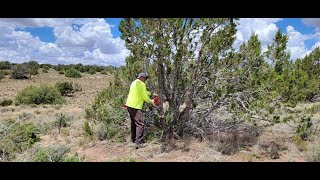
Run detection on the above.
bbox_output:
[88,68,96,75]
[0,99,13,106]
[55,82,75,96]
[296,117,313,140]
[11,64,28,79]
[42,68,48,73]
[83,121,93,137]
[0,120,40,161]
[0,61,13,70]
[59,70,64,74]
[0,70,10,77]
[32,145,83,162]
[65,68,81,78]
[95,122,107,141]
[26,61,39,79]
[85,74,128,141]
[15,85,65,105]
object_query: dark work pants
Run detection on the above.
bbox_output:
[127,106,144,145]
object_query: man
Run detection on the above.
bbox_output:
[126,72,156,149]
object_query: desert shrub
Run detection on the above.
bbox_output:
[85,73,128,141]
[65,68,81,78]
[73,83,82,92]
[26,61,39,79]
[0,99,13,106]
[0,120,40,161]
[88,68,96,75]
[100,70,108,75]
[32,145,83,162]
[293,135,308,152]
[11,64,28,79]
[54,114,70,128]
[83,121,93,137]
[296,117,313,140]
[0,61,12,70]
[207,122,260,155]
[305,143,320,162]
[0,70,10,76]
[59,70,64,74]
[55,82,74,96]
[0,70,9,81]
[15,85,65,105]
[95,122,107,141]
[42,68,48,73]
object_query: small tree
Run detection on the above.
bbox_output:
[26,61,39,79]
[11,64,28,79]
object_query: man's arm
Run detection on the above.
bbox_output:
[140,82,152,103]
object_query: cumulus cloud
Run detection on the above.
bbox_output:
[234,18,316,60]
[0,18,129,66]
[286,26,311,59]
[234,18,282,52]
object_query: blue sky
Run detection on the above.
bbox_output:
[0,18,320,66]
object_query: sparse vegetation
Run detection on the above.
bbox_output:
[54,114,70,128]
[0,99,13,106]
[0,119,40,161]
[32,145,83,162]
[83,121,93,137]
[305,142,320,162]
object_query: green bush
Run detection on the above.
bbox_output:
[15,85,65,105]
[0,120,40,161]
[42,69,48,73]
[55,82,74,96]
[85,75,128,141]
[59,70,64,74]
[11,64,28,79]
[0,61,12,70]
[65,68,81,78]
[88,68,96,75]
[100,70,108,75]
[32,145,83,162]
[0,99,13,106]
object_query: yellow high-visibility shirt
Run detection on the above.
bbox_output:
[126,79,152,110]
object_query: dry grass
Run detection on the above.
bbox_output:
[2,70,320,162]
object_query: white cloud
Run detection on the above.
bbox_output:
[286,26,311,59]
[234,18,316,60]
[234,18,282,52]
[0,18,129,66]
